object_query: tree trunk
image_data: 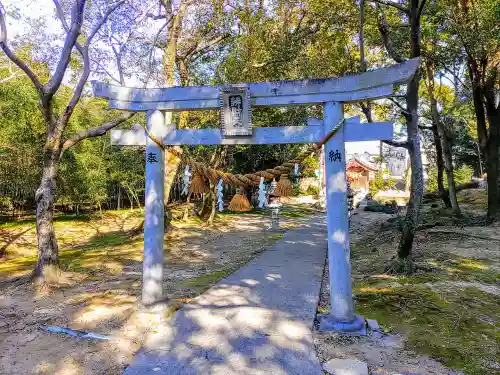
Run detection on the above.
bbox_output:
[117,185,122,210]
[467,59,499,219]
[164,148,182,202]
[440,125,461,216]
[426,63,458,212]
[200,181,217,224]
[199,147,226,225]
[397,0,423,260]
[431,123,451,207]
[468,60,489,153]
[34,139,60,280]
[162,0,187,222]
[132,191,141,209]
[486,113,500,220]
[183,192,192,221]
[398,107,424,260]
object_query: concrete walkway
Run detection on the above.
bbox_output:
[124,216,327,375]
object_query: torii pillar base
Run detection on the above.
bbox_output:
[319,314,366,336]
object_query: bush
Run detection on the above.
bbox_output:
[292,183,303,196]
[426,165,473,192]
[300,155,320,177]
[305,185,319,196]
[369,169,397,196]
[454,165,473,185]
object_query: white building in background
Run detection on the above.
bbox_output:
[382,144,408,178]
[346,141,381,164]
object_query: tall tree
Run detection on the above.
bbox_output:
[373,0,427,262]
[448,0,500,220]
[140,0,232,218]
[0,0,134,282]
[424,59,461,215]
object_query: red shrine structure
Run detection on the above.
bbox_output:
[346,158,378,191]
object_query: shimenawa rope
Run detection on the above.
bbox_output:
[143,119,344,187]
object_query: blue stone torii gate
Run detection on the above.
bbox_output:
[92,58,419,334]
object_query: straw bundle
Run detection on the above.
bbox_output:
[189,174,208,194]
[275,174,293,197]
[228,192,252,212]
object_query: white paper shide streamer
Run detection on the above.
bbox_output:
[217,179,224,211]
[258,177,266,208]
[294,163,299,176]
[182,165,191,195]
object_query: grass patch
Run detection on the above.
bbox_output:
[280,211,309,218]
[355,282,499,375]
[317,305,329,314]
[0,213,93,229]
[457,189,488,210]
[181,270,232,291]
[350,200,500,374]
[267,233,284,240]
[218,209,267,216]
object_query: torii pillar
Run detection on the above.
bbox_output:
[320,102,365,333]
[142,110,167,306]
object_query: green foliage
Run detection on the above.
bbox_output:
[454,165,473,185]
[369,169,397,197]
[0,67,142,213]
[0,75,44,209]
[402,166,410,189]
[300,154,320,177]
[426,165,473,192]
[292,183,302,197]
[305,185,320,196]
[426,168,440,193]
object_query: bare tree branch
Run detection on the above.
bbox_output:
[377,8,407,63]
[53,0,85,58]
[90,56,123,84]
[148,19,170,72]
[383,139,409,149]
[145,12,167,20]
[45,0,86,95]
[61,112,136,155]
[52,0,71,32]
[86,1,125,47]
[442,65,471,92]
[417,0,428,19]
[181,34,231,61]
[102,13,127,86]
[60,1,126,128]
[388,97,411,114]
[0,3,43,90]
[371,0,409,14]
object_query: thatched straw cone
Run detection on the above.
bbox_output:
[275,174,293,197]
[189,174,208,194]
[228,193,253,212]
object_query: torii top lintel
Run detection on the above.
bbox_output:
[91,58,420,112]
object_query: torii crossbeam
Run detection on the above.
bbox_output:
[92,58,419,335]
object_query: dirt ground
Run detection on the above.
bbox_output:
[0,206,314,375]
[314,190,499,375]
[1,191,498,375]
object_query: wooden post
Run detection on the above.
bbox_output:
[319,102,365,334]
[142,110,166,306]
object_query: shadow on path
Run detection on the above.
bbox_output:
[124,216,327,375]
